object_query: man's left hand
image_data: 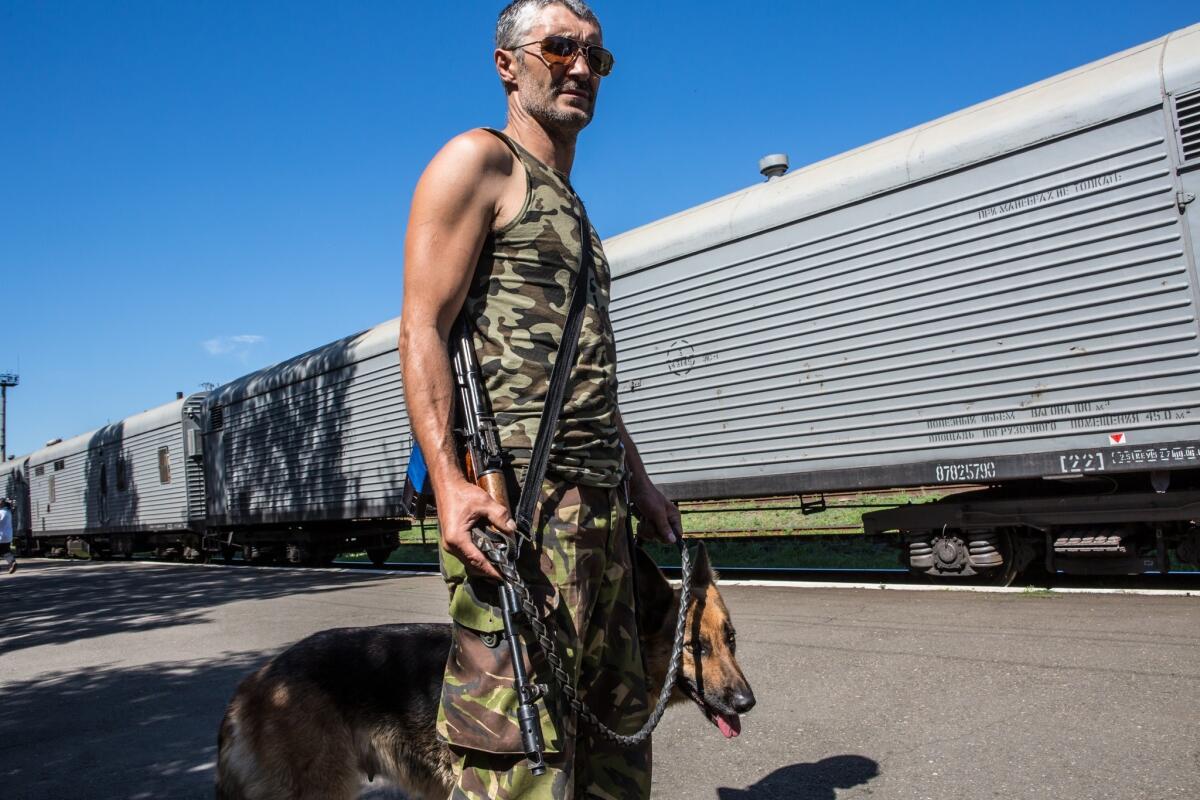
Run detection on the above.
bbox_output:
[629,475,681,544]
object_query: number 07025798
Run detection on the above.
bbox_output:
[934,462,998,482]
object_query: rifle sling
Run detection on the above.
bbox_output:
[513,211,594,540]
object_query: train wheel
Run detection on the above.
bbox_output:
[917,529,1020,586]
[366,546,392,568]
[981,533,1020,587]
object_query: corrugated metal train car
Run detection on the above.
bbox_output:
[604,24,1200,580]
[6,320,415,566]
[24,394,207,559]
[201,318,412,565]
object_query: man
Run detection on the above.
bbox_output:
[0,497,16,574]
[398,1,681,797]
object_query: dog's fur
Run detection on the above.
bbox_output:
[216,543,754,799]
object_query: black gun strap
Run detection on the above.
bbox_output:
[513,212,594,538]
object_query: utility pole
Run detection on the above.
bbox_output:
[0,372,18,462]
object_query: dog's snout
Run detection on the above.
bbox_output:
[731,687,756,714]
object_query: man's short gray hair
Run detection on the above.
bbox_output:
[495,0,601,49]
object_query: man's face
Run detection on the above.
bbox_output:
[510,5,603,134]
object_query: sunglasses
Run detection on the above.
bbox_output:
[515,35,614,77]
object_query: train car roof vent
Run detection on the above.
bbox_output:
[1173,88,1200,164]
[758,153,789,181]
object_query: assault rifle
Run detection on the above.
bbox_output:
[403,317,547,775]
[451,318,548,775]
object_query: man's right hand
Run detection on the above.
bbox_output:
[437,479,516,581]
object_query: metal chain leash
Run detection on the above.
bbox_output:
[473,530,692,748]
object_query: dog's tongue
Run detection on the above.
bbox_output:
[715,713,741,739]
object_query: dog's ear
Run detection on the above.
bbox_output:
[688,541,715,588]
[634,544,674,634]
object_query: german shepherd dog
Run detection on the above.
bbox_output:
[216,543,755,799]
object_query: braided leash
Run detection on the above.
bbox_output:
[473,530,692,747]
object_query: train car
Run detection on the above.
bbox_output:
[0,455,32,555]
[604,25,1200,580]
[201,318,412,566]
[25,393,208,559]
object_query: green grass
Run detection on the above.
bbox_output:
[674,492,941,535]
[643,492,933,570]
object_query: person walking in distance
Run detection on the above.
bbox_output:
[0,497,17,574]
[398,1,682,797]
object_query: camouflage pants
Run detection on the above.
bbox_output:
[437,481,652,799]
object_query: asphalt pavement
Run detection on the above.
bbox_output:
[1,559,1196,799]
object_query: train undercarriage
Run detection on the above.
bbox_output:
[863,473,1200,584]
[24,523,406,568]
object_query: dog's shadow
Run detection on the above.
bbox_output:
[717,755,879,800]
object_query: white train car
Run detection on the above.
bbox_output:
[606,25,1200,580]
[25,394,207,558]
[201,318,412,565]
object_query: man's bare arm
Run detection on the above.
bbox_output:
[616,410,681,544]
[399,132,516,579]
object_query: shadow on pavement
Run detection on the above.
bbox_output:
[0,651,265,800]
[717,755,880,800]
[0,560,417,656]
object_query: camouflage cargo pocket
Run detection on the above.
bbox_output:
[437,554,564,755]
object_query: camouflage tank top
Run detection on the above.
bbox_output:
[462,128,623,488]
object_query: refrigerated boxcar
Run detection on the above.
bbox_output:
[201,318,412,565]
[24,394,208,558]
[605,24,1200,579]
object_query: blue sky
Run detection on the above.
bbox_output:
[2,1,1197,458]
